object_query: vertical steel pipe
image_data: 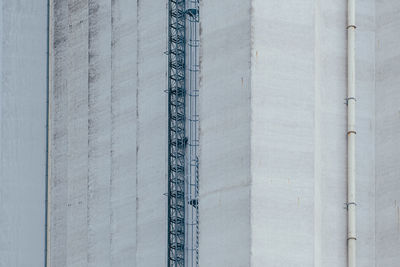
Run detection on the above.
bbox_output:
[347,0,356,266]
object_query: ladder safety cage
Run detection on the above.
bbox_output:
[167,0,200,266]
[185,0,200,267]
[167,0,187,266]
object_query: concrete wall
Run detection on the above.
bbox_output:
[49,0,137,266]
[49,1,89,265]
[200,1,376,266]
[49,0,169,266]
[1,0,396,266]
[251,1,316,265]
[356,1,376,265]
[0,1,48,266]
[375,1,400,266]
[251,1,375,266]
[199,0,252,266]
[136,0,167,265]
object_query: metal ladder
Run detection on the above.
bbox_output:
[185,0,200,266]
[167,0,200,266]
[167,0,187,266]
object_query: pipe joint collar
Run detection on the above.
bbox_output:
[345,97,357,105]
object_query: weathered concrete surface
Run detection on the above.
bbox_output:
[136,0,168,266]
[48,1,71,265]
[87,0,112,266]
[251,1,375,266]
[199,0,252,266]
[375,1,400,266]
[199,1,376,266]
[50,1,89,266]
[109,0,137,266]
[1,0,399,266]
[355,1,376,265]
[251,1,316,265]
[0,1,48,266]
[49,0,137,266]
[251,0,315,266]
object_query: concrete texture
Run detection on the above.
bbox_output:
[49,0,137,266]
[47,0,399,266]
[136,0,167,266]
[199,0,252,266]
[0,1,48,266]
[49,0,168,266]
[49,1,89,265]
[1,0,400,266]
[109,0,137,265]
[375,1,400,266]
[355,1,376,265]
[200,0,377,266]
[251,1,316,265]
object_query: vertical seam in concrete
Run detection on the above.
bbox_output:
[249,0,254,265]
[87,1,113,264]
[313,1,322,266]
[87,1,93,261]
[45,0,52,266]
[372,4,377,264]
[0,0,2,260]
[135,0,139,265]
[0,0,2,147]
[373,0,377,263]
[64,2,72,265]
[86,0,90,264]
[109,1,113,264]
[110,1,116,264]
[66,3,71,265]
[0,0,2,160]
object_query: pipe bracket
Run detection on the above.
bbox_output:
[344,202,358,209]
[344,97,357,105]
[347,24,357,29]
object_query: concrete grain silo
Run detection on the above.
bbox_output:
[0,0,399,266]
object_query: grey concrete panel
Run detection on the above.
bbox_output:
[376,1,400,266]
[50,1,137,266]
[50,1,90,266]
[136,0,167,266]
[251,1,316,265]
[24,1,400,266]
[0,1,47,266]
[355,1,376,265]
[110,0,137,266]
[199,0,252,266]
[88,0,112,266]
[314,2,348,266]
[251,1,376,266]
[49,0,70,265]
[65,1,90,266]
